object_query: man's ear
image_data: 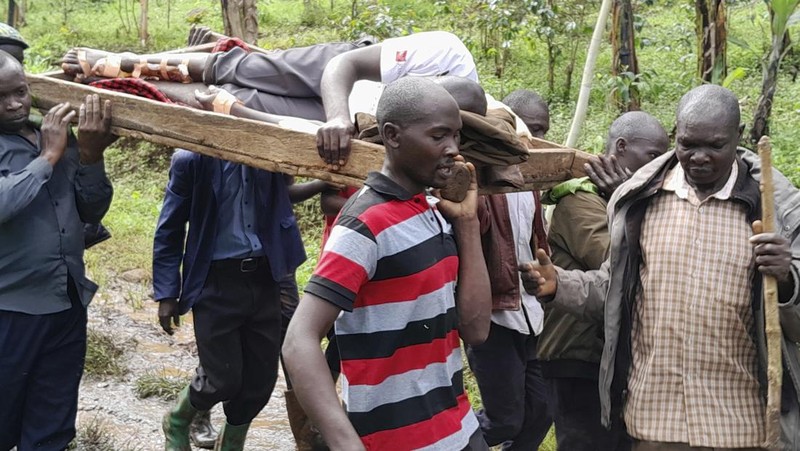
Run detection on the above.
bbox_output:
[382,122,401,148]
[615,137,627,154]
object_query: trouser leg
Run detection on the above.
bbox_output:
[207,43,359,98]
[503,334,552,450]
[190,266,247,412]
[223,265,281,425]
[5,278,87,451]
[0,311,37,450]
[549,377,617,451]
[466,323,526,447]
[19,302,86,451]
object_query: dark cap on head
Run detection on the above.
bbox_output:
[376,77,457,129]
[0,23,27,49]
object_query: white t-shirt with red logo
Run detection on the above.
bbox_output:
[379,31,479,83]
[348,31,479,116]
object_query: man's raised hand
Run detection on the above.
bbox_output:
[316,117,356,171]
[40,102,76,167]
[584,154,631,199]
[434,159,478,222]
[77,94,116,165]
[519,249,558,298]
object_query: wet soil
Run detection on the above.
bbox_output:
[77,277,295,450]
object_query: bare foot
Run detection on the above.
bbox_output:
[187,26,227,47]
[61,48,111,79]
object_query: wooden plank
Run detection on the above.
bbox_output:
[27,73,590,191]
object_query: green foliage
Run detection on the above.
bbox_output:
[85,329,129,379]
[134,373,191,400]
[722,66,748,87]
[84,140,169,287]
[603,69,664,109]
[769,0,800,37]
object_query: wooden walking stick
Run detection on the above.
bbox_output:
[757,136,783,449]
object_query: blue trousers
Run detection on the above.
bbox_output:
[467,322,553,450]
[0,285,87,451]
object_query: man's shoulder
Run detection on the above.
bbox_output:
[558,190,607,210]
[170,148,202,166]
[337,186,394,223]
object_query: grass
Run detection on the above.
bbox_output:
[84,329,129,379]
[134,373,191,401]
[68,416,143,451]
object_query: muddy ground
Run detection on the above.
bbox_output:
[77,275,296,450]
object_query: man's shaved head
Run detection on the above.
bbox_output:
[376,77,461,194]
[0,49,22,72]
[677,84,740,134]
[433,75,487,116]
[674,85,743,196]
[606,111,669,173]
[377,77,458,129]
[502,89,549,138]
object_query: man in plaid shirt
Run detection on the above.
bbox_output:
[521,84,800,450]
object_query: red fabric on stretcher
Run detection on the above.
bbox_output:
[89,78,174,103]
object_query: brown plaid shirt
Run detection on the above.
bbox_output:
[624,163,765,447]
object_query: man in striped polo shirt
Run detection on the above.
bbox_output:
[284,77,492,450]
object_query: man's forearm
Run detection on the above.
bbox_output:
[288,180,329,204]
[452,218,491,345]
[550,266,609,322]
[283,332,363,450]
[319,55,360,123]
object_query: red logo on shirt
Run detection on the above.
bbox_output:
[395,50,407,62]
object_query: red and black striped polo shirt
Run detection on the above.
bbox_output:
[305,172,478,450]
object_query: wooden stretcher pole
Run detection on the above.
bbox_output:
[757,136,783,450]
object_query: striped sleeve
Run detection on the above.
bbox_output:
[305,214,378,311]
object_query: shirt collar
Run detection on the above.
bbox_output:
[364,171,418,201]
[663,159,739,203]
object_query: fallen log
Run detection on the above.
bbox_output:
[28,73,592,192]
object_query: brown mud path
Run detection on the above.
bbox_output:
[77,277,296,450]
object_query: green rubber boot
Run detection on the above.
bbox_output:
[213,421,251,451]
[163,385,198,451]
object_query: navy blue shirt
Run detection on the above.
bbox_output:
[0,126,113,314]
[212,162,265,260]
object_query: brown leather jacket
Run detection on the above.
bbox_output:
[477,192,549,311]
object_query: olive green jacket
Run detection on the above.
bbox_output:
[537,186,608,378]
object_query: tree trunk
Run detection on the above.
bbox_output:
[7,0,25,27]
[695,0,727,83]
[546,38,556,97]
[139,0,149,47]
[566,0,614,148]
[221,0,259,44]
[750,35,783,145]
[611,0,639,110]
